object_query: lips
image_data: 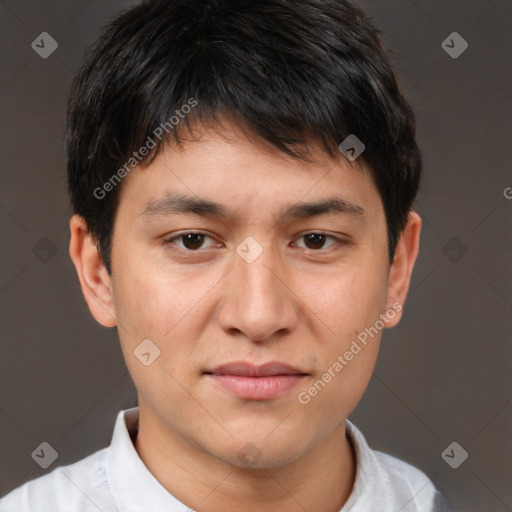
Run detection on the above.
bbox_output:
[204,361,309,400]
[206,361,308,377]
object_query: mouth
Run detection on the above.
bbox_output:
[203,361,309,400]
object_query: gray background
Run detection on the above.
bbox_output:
[0,1,511,511]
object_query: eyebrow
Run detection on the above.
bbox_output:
[139,193,367,222]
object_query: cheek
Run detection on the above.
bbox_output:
[111,248,195,338]
[294,265,386,409]
[110,254,218,382]
[306,265,389,343]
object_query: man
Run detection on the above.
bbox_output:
[1,0,454,510]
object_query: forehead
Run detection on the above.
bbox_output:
[116,119,383,225]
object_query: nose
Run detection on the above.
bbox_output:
[217,241,299,343]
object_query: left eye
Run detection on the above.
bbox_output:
[293,233,339,251]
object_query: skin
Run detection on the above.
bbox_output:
[69,118,421,512]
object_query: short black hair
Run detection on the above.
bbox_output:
[66,0,422,275]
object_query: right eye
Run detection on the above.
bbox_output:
[163,232,222,252]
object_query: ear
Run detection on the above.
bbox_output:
[384,211,421,328]
[68,214,117,328]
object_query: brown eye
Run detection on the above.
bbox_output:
[294,233,339,251]
[165,232,218,251]
[180,233,206,250]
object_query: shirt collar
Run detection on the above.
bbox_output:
[106,407,191,512]
[105,408,374,512]
[339,419,375,510]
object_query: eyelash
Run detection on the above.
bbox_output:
[162,231,345,253]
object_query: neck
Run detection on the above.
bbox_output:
[134,402,356,512]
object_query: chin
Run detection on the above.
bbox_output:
[216,432,308,470]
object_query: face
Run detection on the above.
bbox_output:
[71,118,420,469]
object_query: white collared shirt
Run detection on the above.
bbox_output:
[1,407,451,512]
